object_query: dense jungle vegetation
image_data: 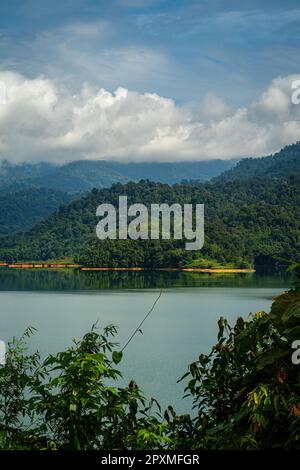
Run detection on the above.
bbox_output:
[0,176,299,269]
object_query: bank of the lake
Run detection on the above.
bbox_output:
[0,261,254,273]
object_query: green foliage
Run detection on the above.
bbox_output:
[0,324,168,450]
[0,327,40,449]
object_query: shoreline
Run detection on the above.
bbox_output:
[0,262,255,273]
[0,262,80,269]
[80,267,255,273]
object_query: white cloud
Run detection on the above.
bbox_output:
[0,71,300,163]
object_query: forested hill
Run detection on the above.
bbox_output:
[0,188,73,235]
[0,177,299,269]
[215,142,300,182]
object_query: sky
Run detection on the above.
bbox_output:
[0,0,300,163]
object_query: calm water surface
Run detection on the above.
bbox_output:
[0,268,292,412]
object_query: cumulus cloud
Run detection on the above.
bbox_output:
[0,71,300,163]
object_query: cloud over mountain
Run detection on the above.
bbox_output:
[0,71,300,163]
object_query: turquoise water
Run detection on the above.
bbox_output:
[0,269,292,412]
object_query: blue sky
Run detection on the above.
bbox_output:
[0,0,300,162]
[1,0,300,104]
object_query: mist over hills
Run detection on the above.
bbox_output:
[215,142,300,182]
[2,140,299,197]
[0,159,234,195]
[0,142,299,244]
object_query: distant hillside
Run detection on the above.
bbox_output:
[1,142,299,255]
[0,159,234,194]
[0,178,299,269]
[216,142,300,182]
[0,188,73,235]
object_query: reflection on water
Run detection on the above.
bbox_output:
[0,267,293,291]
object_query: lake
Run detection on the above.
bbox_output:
[0,268,292,413]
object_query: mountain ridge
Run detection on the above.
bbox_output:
[1,141,299,247]
[214,142,300,182]
[0,159,234,194]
